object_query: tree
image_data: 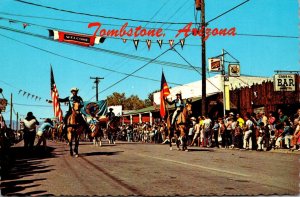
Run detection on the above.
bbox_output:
[107,92,126,106]
[144,89,160,107]
[125,95,145,110]
[106,92,146,110]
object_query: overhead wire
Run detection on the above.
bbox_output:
[0,32,185,87]
[172,48,222,92]
[0,13,297,41]
[3,0,252,101]
[14,0,195,25]
[91,0,252,98]
[0,24,198,71]
[102,1,172,79]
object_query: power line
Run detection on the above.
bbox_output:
[206,0,250,25]
[172,48,222,92]
[11,102,52,107]
[95,48,173,99]
[91,0,249,99]
[0,32,185,87]
[14,0,195,25]
[1,9,298,40]
[236,33,298,39]
[0,12,180,32]
[0,25,198,71]
[4,0,252,101]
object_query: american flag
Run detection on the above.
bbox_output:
[160,71,170,118]
[50,66,63,121]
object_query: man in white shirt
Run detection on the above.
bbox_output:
[203,115,212,147]
[243,113,253,150]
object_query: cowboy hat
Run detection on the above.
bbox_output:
[70,87,79,92]
[190,117,196,121]
[176,91,182,95]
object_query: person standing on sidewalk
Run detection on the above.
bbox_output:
[243,113,254,150]
[36,118,54,149]
[23,112,39,149]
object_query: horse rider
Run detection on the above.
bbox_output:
[49,87,88,136]
[165,91,185,128]
[106,108,115,128]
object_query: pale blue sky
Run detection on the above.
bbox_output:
[0,0,298,121]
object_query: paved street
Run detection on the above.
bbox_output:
[1,140,299,196]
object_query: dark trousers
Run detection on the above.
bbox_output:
[24,131,36,149]
[222,130,231,147]
[213,129,219,147]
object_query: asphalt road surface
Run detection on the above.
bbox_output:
[1,140,299,196]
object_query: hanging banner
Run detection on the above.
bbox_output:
[228,64,240,77]
[81,100,107,117]
[273,74,296,91]
[208,58,221,72]
[49,30,105,47]
[225,85,230,110]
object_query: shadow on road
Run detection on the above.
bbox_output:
[80,150,123,157]
[1,146,57,196]
[188,148,215,152]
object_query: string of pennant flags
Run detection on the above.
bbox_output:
[125,38,185,50]
[18,89,42,101]
[3,18,188,50]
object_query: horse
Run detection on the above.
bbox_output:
[67,102,85,157]
[50,122,64,142]
[107,116,120,144]
[168,99,193,151]
[89,121,104,147]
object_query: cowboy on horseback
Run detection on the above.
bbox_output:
[49,87,88,137]
[165,91,185,128]
[106,108,115,129]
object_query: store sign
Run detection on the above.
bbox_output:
[208,58,221,72]
[228,64,240,77]
[273,74,296,91]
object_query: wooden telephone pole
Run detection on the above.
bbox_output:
[90,77,104,101]
[10,93,13,129]
[196,0,207,116]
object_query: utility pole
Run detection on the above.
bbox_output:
[16,112,19,131]
[10,93,12,129]
[90,77,104,101]
[200,0,207,116]
[221,49,226,117]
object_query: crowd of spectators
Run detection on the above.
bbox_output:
[115,108,300,151]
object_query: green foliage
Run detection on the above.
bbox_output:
[107,90,161,110]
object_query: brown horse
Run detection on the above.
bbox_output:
[168,99,192,151]
[67,102,85,157]
[89,121,104,146]
[107,116,120,144]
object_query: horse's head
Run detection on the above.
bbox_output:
[185,99,193,116]
[72,102,80,112]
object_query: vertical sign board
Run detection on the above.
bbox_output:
[225,85,230,110]
[208,58,221,72]
[228,64,241,77]
[273,74,296,91]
